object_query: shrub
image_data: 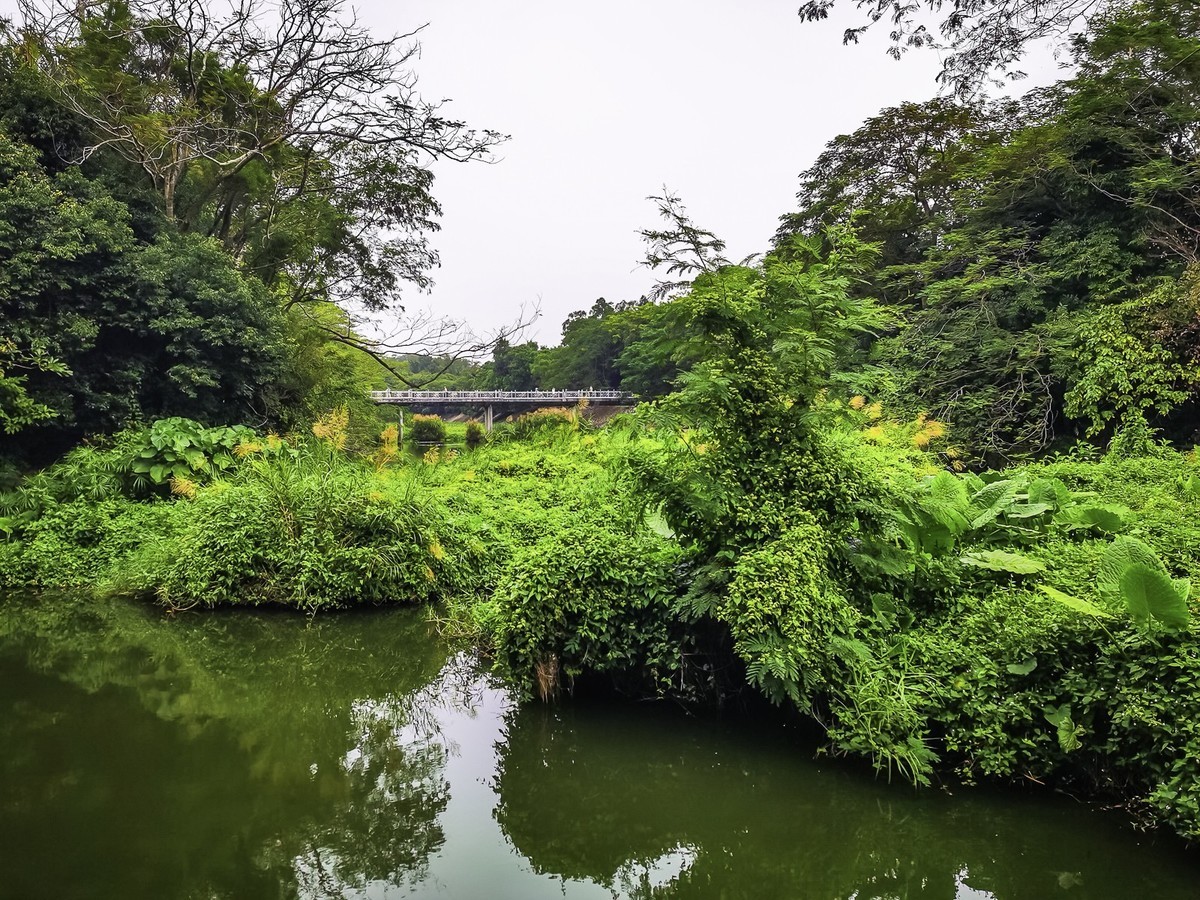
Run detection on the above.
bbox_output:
[721,521,860,708]
[511,406,577,439]
[0,497,176,590]
[465,420,485,450]
[116,447,469,610]
[491,525,686,699]
[124,417,254,492]
[409,414,446,445]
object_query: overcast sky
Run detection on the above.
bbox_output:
[356,0,1064,346]
[1,0,1066,348]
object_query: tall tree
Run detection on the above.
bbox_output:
[776,97,1009,303]
[0,129,289,452]
[533,299,625,390]
[12,0,514,385]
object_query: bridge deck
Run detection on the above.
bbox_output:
[369,389,633,405]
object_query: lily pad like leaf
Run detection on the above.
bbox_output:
[1006,657,1038,676]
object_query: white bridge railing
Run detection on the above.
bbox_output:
[369,389,632,404]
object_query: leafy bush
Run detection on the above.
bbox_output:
[510,406,579,439]
[0,497,175,590]
[129,448,462,610]
[124,417,254,491]
[409,414,446,445]
[721,521,860,708]
[491,525,685,699]
[465,420,485,450]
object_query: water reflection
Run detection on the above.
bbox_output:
[492,701,1198,899]
[0,595,453,900]
[1,595,1197,899]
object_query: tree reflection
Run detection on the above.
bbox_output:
[493,701,1194,899]
[0,594,460,899]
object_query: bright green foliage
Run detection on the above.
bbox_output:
[491,526,685,698]
[1097,536,1169,604]
[1118,564,1190,631]
[409,414,447,445]
[722,523,859,708]
[124,418,253,489]
[1065,274,1200,439]
[829,647,941,786]
[0,497,174,590]
[464,420,485,450]
[133,452,450,609]
[629,226,888,564]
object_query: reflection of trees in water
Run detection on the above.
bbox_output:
[286,659,500,897]
[0,595,461,899]
[493,703,1195,900]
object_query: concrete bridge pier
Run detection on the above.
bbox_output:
[484,405,494,432]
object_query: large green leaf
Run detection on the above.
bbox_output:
[1097,536,1164,602]
[1055,503,1132,535]
[1027,477,1071,509]
[1180,473,1200,498]
[1001,501,1053,520]
[1038,585,1114,619]
[923,471,970,534]
[967,478,1020,529]
[1006,657,1038,675]
[1119,563,1190,631]
[960,549,1046,574]
[1043,703,1082,753]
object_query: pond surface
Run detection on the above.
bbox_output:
[1,595,1196,899]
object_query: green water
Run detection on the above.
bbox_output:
[0,596,1195,899]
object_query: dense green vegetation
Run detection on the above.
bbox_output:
[471,0,1200,463]
[3,0,1200,853]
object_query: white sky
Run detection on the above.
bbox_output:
[1,0,1067,348]
[356,0,1065,346]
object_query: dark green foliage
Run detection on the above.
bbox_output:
[0,337,69,435]
[487,339,540,391]
[532,298,625,390]
[0,129,289,454]
[778,1,1200,459]
[776,97,1002,291]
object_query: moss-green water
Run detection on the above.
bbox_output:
[0,594,1194,899]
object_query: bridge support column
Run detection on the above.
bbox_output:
[484,404,494,433]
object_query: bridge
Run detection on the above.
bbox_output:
[369,389,634,431]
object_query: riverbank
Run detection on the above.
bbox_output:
[2,413,1200,846]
